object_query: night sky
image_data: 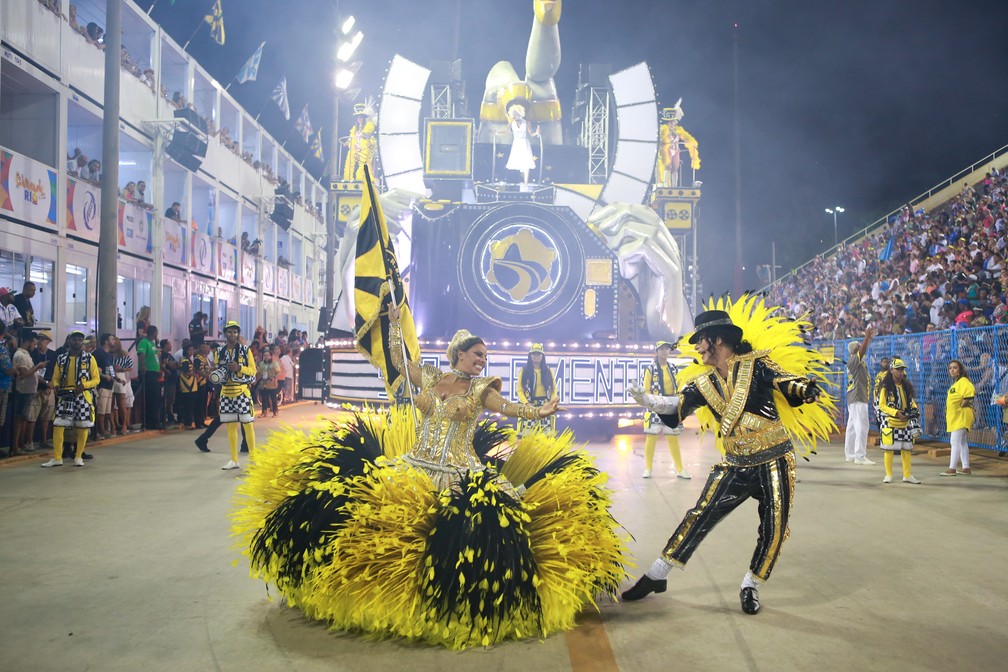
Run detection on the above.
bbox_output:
[138,0,1008,300]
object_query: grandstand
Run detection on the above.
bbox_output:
[769,145,1008,452]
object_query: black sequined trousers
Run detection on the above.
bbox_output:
[661,450,796,582]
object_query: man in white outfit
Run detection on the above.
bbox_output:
[844,326,876,465]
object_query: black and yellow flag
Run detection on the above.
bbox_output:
[204,0,225,45]
[353,166,420,396]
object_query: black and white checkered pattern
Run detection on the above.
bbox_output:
[53,391,95,428]
[219,390,254,423]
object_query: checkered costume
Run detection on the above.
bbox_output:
[215,343,256,423]
[52,350,101,428]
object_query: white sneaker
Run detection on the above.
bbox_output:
[41,459,63,468]
[845,457,855,463]
[222,460,240,470]
[676,471,692,480]
[903,475,921,485]
[854,457,876,465]
[74,458,85,467]
[642,469,652,479]
[882,475,892,483]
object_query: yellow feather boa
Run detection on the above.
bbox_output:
[676,294,837,457]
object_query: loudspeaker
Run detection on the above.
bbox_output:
[173,107,208,134]
[169,130,207,158]
[316,306,331,333]
[166,143,203,172]
[270,198,294,230]
[166,130,208,173]
[424,119,473,177]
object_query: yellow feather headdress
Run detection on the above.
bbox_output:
[677,294,838,457]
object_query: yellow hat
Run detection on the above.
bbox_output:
[68,329,86,338]
[223,320,241,332]
[890,358,908,370]
[529,343,544,353]
[655,340,673,350]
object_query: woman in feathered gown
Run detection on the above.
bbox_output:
[232,302,627,649]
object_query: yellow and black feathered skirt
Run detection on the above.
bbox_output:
[231,408,628,649]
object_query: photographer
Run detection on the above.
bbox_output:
[876,358,922,484]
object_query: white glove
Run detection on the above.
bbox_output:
[628,385,680,414]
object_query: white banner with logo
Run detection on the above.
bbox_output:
[191,231,214,275]
[163,217,187,266]
[1,147,57,228]
[291,274,303,304]
[262,261,275,295]
[118,201,152,256]
[218,241,237,282]
[65,175,100,242]
[240,252,255,287]
[277,267,289,299]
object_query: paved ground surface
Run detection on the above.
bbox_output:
[2,404,1007,672]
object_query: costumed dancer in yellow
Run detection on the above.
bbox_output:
[231,301,628,650]
[941,360,974,476]
[656,100,700,188]
[876,358,922,484]
[622,295,836,615]
[216,321,256,470]
[41,330,100,468]
[641,340,689,479]
[342,101,377,182]
[515,343,558,437]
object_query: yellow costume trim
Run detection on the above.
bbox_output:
[677,294,837,457]
[674,125,701,170]
[480,99,563,124]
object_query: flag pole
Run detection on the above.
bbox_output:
[223,77,237,92]
[146,0,160,16]
[253,98,270,122]
[363,165,418,428]
[182,18,204,50]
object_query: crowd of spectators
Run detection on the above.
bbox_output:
[66,148,101,184]
[771,169,1008,342]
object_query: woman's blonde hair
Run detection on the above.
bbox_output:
[446,329,484,366]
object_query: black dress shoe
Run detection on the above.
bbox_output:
[81,452,94,460]
[195,437,210,453]
[740,587,760,615]
[621,574,667,601]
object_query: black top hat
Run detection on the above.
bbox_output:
[688,309,743,344]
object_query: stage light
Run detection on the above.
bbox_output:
[336,30,364,62]
[335,68,355,90]
[340,16,355,35]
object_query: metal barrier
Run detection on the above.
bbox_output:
[820,324,1008,453]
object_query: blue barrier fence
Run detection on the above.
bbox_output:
[816,325,1008,453]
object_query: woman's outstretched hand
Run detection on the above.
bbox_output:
[538,398,562,417]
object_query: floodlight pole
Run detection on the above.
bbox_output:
[98,0,121,338]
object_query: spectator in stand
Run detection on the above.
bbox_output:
[0,328,15,457]
[85,22,105,49]
[177,343,199,430]
[32,332,55,450]
[279,346,295,404]
[160,338,179,425]
[68,5,85,35]
[85,159,101,183]
[188,311,207,348]
[87,333,116,440]
[12,330,45,456]
[122,181,138,202]
[136,180,149,206]
[112,337,134,435]
[67,148,82,174]
[165,202,182,221]
[137,324,161,430]
[257,346,281,417]
[0,288,21,331]
[13,281,36,326]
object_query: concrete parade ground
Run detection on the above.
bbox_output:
[1,404,1006,672]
